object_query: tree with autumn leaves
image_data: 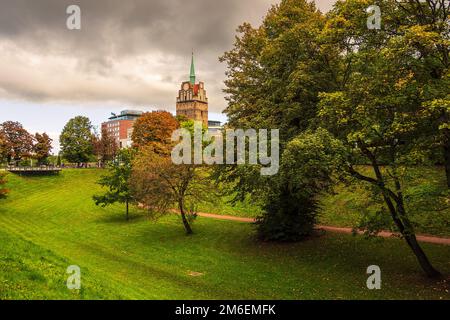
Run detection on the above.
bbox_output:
[131,112,215,234]
[131,118,215,234]
[0,121,34,164]
[92,127,118,167]
[34,133,53,165]
[0,121,52,199]
[0,121,53,166]
[131,110,179,153]
[93,111,179,223]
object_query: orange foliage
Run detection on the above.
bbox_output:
[131,110,179,154]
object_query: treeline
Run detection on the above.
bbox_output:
[0,117,118,168]
[216,0,449,278]
[0,121,53,166]
[0,121,53,199]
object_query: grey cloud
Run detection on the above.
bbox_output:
[0,0,334,113]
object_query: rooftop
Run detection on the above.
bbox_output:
[108,110,143,121]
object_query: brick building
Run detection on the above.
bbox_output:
[101,110,143,148]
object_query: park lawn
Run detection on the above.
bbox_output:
[0,169,449,300]
[202,166,450,238]
[0,228,122,299]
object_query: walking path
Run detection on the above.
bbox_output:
[195,211,450,246]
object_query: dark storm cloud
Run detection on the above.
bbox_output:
[0,0,246,58]
[0,0,334,112]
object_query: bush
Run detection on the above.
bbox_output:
[256,184,318,241]
[256,129,343,241]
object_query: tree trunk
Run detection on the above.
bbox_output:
[359,144,441,278]
[179,200,193,235]
[383,193,441,278]
[404,233,441,278]
[126,200,129,221]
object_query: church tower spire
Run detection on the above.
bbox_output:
[190,52,196,85]
[177,52,208,126]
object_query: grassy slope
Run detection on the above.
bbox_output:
[0,169,449,300]
[319,167,450,238]
[201,167,450,238]
[0,228,122,299]
[198,192,262,218]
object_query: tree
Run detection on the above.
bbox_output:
[60,116,94,166]
[257,129,344,241]
[388,0,450,187]
[316,0,447,278]
[131,121,215,235]
[34,133,53,165]
[218,0,447,277]
[0,121,34,164]
[217,0,335,240]
[220,0,334,139]
[324,0,450,186]
[93,149,135,220]
[131,110,179,152]
[92,127,118,167]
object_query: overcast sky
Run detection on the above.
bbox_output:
[0,0,336,152]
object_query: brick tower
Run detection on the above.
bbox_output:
[176,53,208,126]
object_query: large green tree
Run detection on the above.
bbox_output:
[316,0,449,278]
[219,0,448,277]
[60,116,94,166]
[220,0,334,138]
[217,0,337,239]
[388,0,450,187]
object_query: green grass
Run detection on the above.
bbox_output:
[198,192,261,218]
[0,169,449,299]
[200,167,450,238]
[319,166,450,238]
[0,228,122,299]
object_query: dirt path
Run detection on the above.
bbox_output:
[195,211,450,246]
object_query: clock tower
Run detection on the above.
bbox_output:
[176,53,208,126]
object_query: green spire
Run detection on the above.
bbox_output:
[190,52,196,84]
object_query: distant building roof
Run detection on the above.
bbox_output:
[108,110,143,121]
